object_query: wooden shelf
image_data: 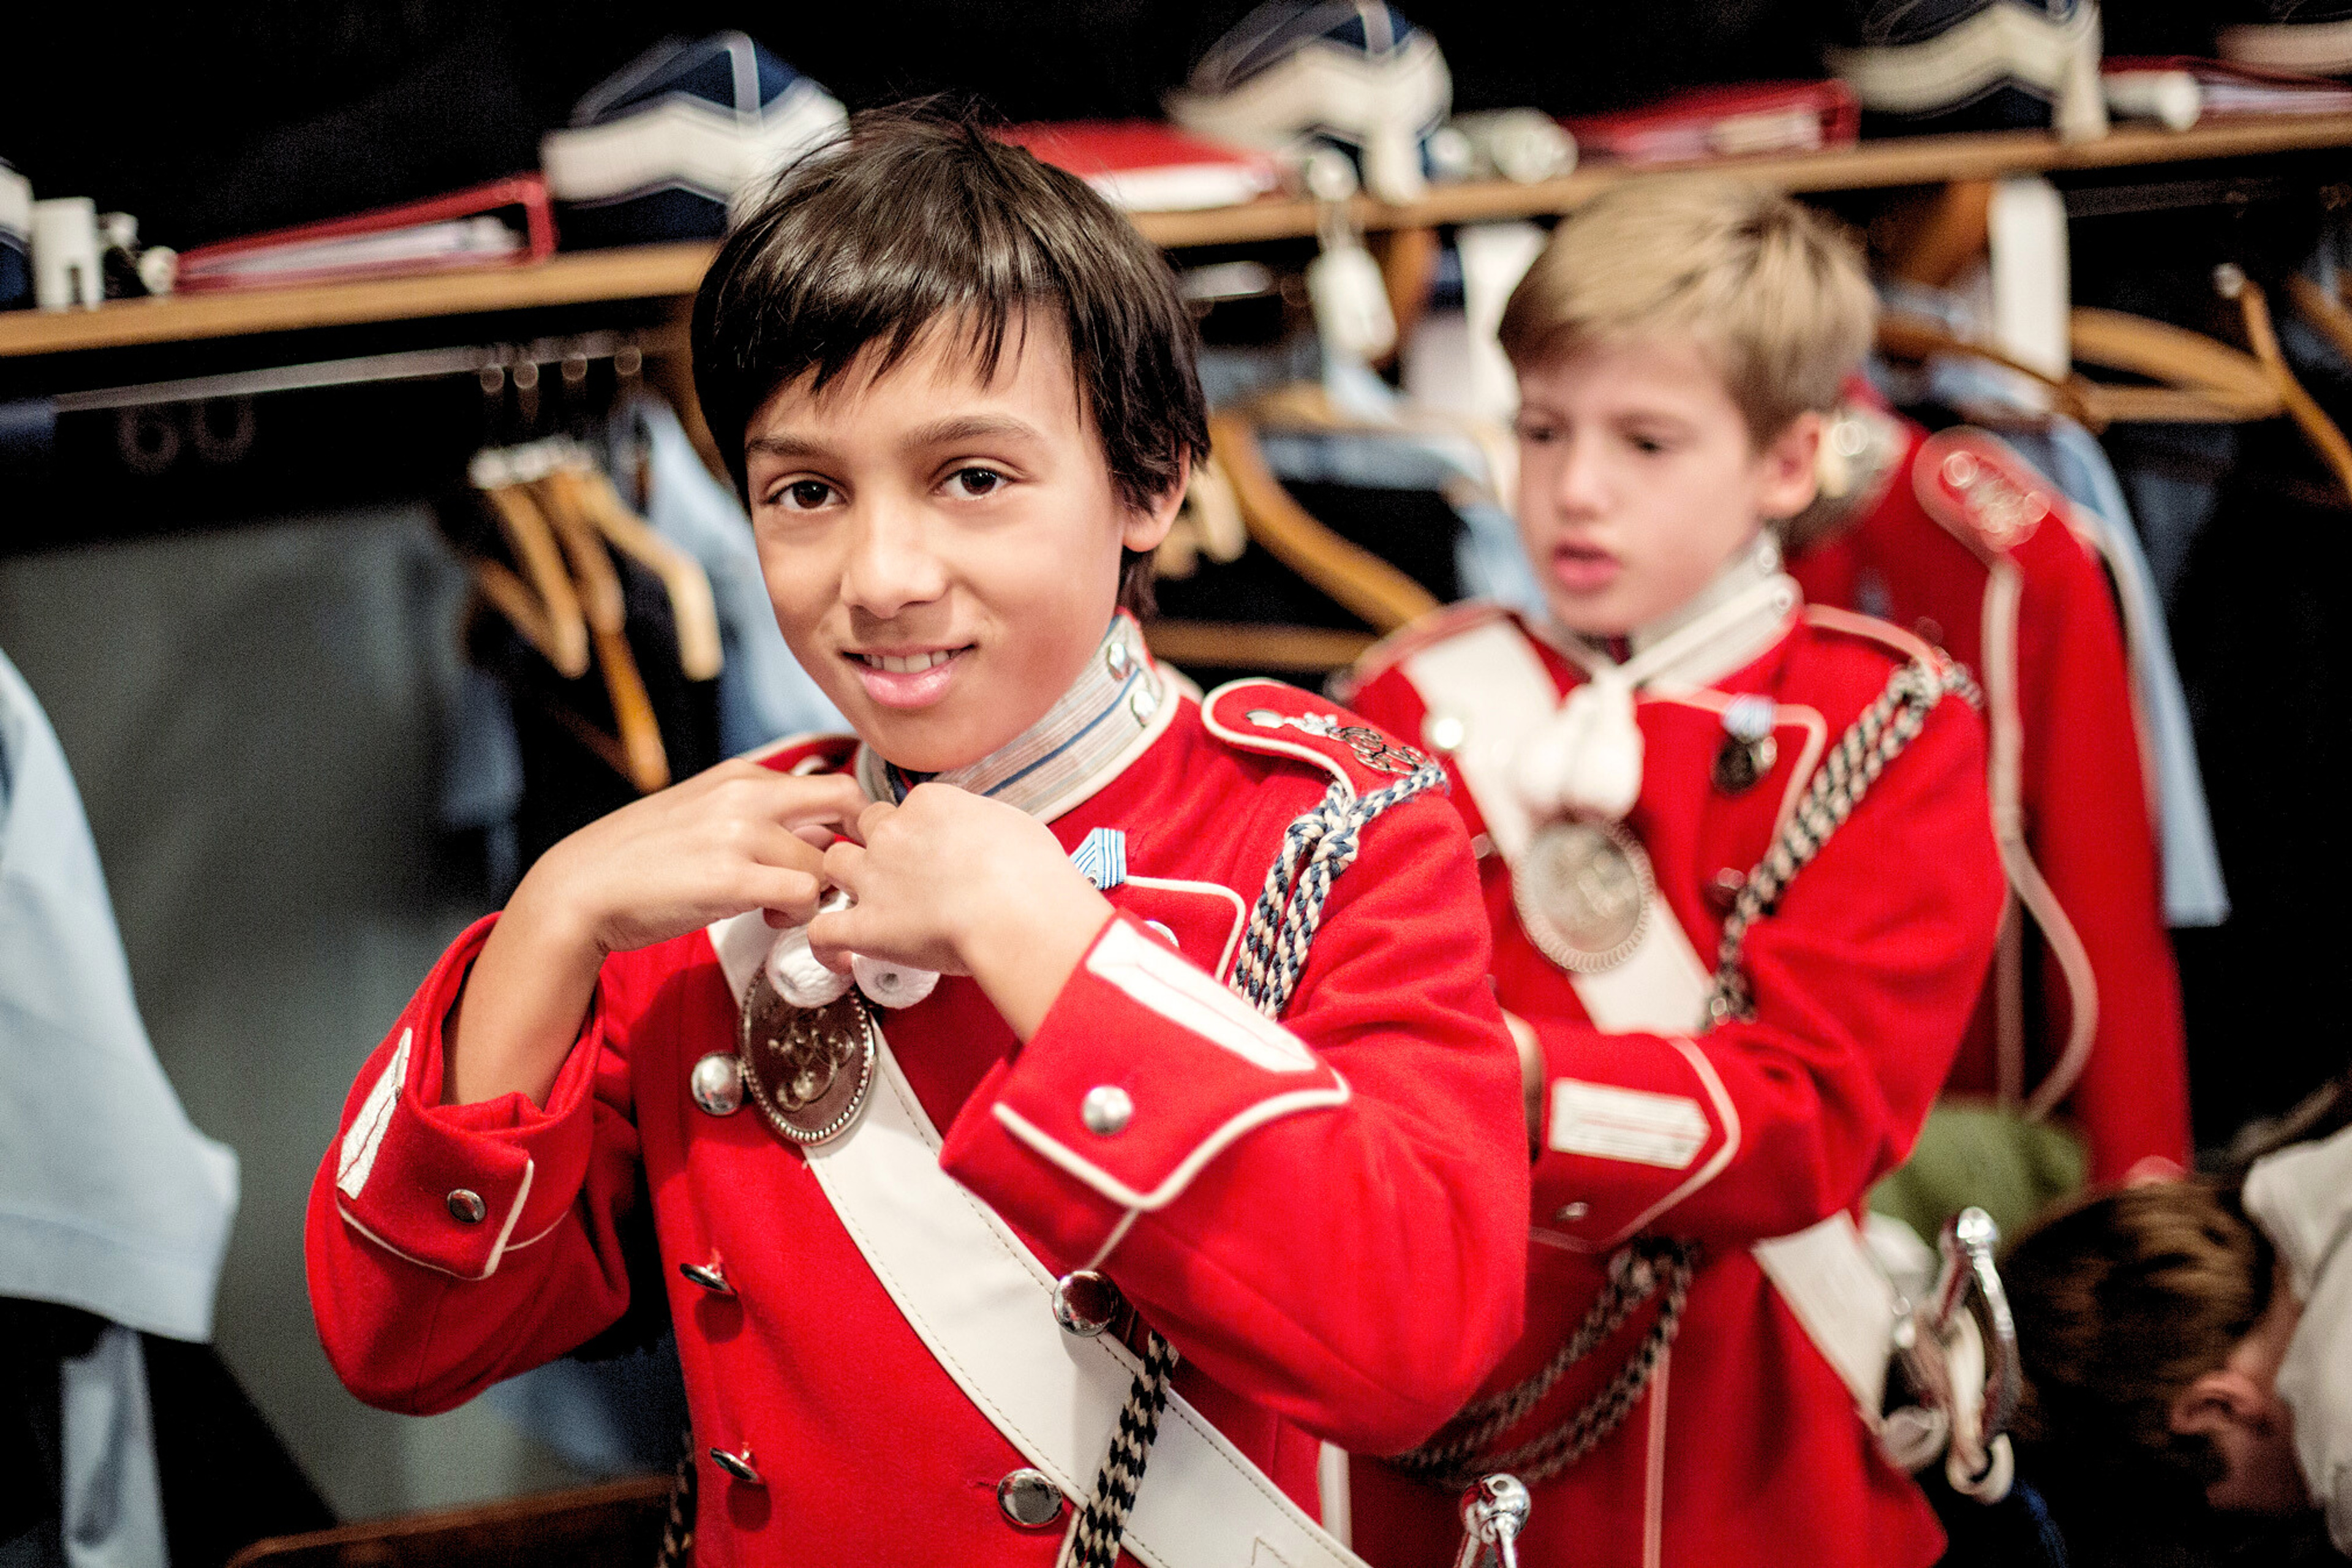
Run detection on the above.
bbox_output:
[0,243,714,359]
[6,114,2350,362]
[1132,113,2352,247]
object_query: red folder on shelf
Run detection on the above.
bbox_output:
[993,121,1280,212]
[1562,81,1861,167]
[173,175,558,293]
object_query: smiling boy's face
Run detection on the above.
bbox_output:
[1513,331,1820,638]
[742,314,1182,774]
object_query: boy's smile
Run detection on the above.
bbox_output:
[742,315,1182,772]
[1512,332,1819,639]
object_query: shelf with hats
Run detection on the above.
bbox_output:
[6,113,2352,363]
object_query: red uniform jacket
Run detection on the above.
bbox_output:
[1342,603,2005,1568]
[306,677,1530,1566]
[1791,418,2192,1180]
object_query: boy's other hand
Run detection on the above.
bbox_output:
[812,783,1112,1040]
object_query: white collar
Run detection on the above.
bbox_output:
[851,611,1176,823]
[1540,533,1800,696]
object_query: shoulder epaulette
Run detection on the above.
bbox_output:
[1910,427,2060,562]
[1200,679,1437,801]
[1333,599,1512,703]
[744,731,858,777]
[1803,603,1948,671]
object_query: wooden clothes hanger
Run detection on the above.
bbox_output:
[1145,410,1445,676]
[2239,268,2352,502]
[465,447,668,794]
[467,448,590,679]
[1876,311,2106,430]
[535,451,725,683]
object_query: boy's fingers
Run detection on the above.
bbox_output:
[760,772,872,835]
[820,837,866,895]
[855,799,897,843]
[752,867,824,927]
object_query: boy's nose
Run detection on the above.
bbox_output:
[1549,435,1610,519]
[839,501,949,619]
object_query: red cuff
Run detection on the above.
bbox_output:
[1529,1023,1739,1251]
[941,913,1348,1259]
[330,914,603,1280]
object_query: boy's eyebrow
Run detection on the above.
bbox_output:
[742,414,1048,466]
[902,413,1048,450]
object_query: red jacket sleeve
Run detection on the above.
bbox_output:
[1351,664,2005,1256]
[937,789,1532,1455]
[304,914,647,1414]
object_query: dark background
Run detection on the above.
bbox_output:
[2,0,2221,247]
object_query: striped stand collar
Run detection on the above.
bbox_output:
[854,613,1173,821]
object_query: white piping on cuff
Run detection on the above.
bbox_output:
[992,1076,1352,1213]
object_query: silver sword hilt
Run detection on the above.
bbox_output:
[1453,1473,1531,1568]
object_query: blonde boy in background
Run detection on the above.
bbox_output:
[1343,179,2007,1567]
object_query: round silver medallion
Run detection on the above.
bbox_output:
[737,972,876,1147]
[1513,819,1656,973]
[689,1051,744,1117]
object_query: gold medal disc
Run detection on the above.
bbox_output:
[1513,820,1656,973]
[737,974,876,1147]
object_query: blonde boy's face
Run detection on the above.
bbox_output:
[1512,332,1820,638]
[742,316,1180,772]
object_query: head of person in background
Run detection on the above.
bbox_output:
[1497,176,1875,638]
[692,108,1205,774]
[2002,1178,2319,1550]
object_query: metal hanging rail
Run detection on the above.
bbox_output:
[51,331,645,413]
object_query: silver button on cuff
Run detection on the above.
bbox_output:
[1423,712,1468,754]
[446,1189,487,1224]
[709,1445,763,1485]
[1081,1085,1133,1137]
[690,1052,744,1117]
[1555,1200,1591,1223]
[679,1261,733,1297]
[1052,1270,1121,1337]
[997,1468,1066,1529]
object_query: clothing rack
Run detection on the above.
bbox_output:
[50,331,648,413]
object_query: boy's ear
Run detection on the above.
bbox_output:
[1755,410,1825,522]
[2171,1367,2267,1441]
[1120,449,1193,556]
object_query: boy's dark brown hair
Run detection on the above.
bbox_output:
[691,107,1210,616]
[2002,1180,2277,1525]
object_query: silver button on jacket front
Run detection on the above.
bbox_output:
[997,1468,1066,1529]
[709,1445,763,1485]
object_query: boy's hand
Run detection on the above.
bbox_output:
[523,761,869,956]
[811,783,1112,1041]
[445,762,870,1107]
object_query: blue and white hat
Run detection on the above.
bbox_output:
[541,32,847,249]
[1169,1,1451,205]
[1829,0,2108,138]
[0,161,31,312]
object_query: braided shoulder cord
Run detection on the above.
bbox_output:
[1071,760,1449,1568]
[1705,657,1981,1027]
[1396,657,1978,1498]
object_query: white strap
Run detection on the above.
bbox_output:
[1400,622,1713,1034]
[1749,1212,1900,1425]
[803,1025,1366,1568]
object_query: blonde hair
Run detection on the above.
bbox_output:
[1499,177,1876,443]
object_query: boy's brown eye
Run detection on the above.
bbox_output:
[951,467,1005,497]
[781,480,832,510]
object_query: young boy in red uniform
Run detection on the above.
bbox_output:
[304,114,1530,1566]
[1342,179,2008,1567]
